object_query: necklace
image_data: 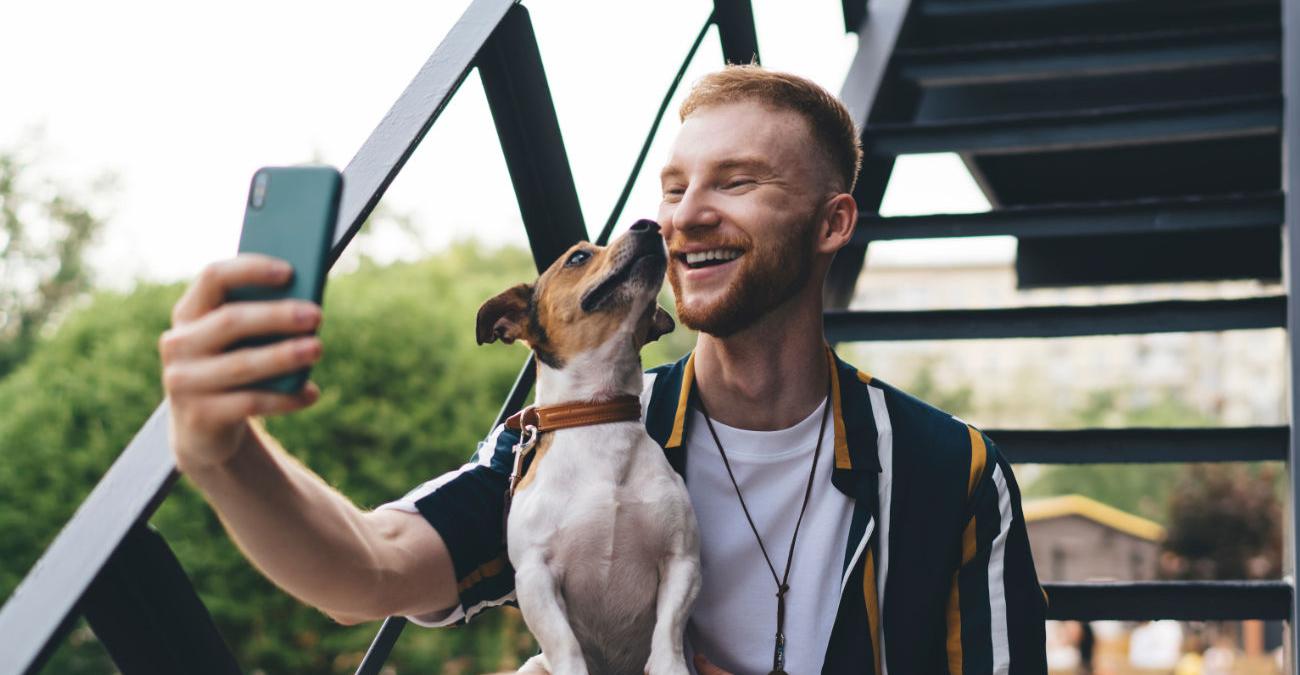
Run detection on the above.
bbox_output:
[695,373,832,675]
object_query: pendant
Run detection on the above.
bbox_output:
[769,632,787,675]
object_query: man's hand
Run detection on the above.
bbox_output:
[693,654,734,675]
[159,253,324,473]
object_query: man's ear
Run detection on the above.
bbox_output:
[645,305,675,344]
[476,283,533,345]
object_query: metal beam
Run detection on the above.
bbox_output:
[897,25,1278,86]
[1281,0,1300,662]
[841,0,867,34]
[82,526,240,675]
[866,94,1281,156]
[993,426,1287,464]
[921,0,1270,19]
[1044,581,1292,621]
[855,192,1282,242]
[824,295,1286,342]
[0,404,176,675]
[713,0,760,64]
[478,4,587,270]
[825,0,913,308]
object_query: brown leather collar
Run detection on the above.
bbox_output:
[505,394,642,434]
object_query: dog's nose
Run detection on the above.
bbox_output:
[629,219,660,234]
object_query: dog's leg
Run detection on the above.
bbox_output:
[517,653,551,674]
[515,557,588,675]
[645,553,701,675]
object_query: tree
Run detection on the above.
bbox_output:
[1159,464,1283,581]
[0,135,113,379]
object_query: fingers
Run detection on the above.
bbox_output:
[164,334,322,395]
[172,254,293,324]
[174,380,320,432]
[693,655,731,675]
[160,298,321,362]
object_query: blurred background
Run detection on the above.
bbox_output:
[0,0,1288,673]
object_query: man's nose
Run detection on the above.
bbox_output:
[668,185,721,234]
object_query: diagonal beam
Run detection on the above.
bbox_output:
[477,4,587,270]
[824,0,914,309]
[82,525,241,675]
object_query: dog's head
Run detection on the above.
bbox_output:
[475,219,674,369]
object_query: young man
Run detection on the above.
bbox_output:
[160,65,1047,674]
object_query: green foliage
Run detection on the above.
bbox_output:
[894,358,975,419]
[2,241,642,673]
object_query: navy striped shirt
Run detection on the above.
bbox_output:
[384,346,1048,674]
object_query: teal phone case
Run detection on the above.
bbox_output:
[224,166,341,394]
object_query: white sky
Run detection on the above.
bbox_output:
[5,0,1010,293]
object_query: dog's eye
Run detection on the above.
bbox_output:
[565,250,592,267]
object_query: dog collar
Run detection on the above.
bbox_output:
[505,395,642,434]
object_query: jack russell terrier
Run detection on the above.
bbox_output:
[475,219,702,675]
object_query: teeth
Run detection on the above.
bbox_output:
[684,249,740,265]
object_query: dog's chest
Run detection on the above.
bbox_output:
[507,426,684,561]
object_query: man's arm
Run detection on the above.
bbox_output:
[945,429,1048,675]
[159,254,458,625]
[182,417,459,625]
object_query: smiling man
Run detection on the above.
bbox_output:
[161,65,1047,675]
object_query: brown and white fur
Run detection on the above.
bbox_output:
[476,220,702,675]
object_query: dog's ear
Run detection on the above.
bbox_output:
[644,305,675,344]
[476,283,533,345]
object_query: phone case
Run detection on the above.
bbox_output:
[224,166,342,394]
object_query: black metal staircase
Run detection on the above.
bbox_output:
[2,0,1299,672]
[828,0,1298,643]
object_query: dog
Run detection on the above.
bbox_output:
[475,219,702,675]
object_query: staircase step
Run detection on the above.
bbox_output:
[921,0,1271,20]
[992,426,1287,464]
[856,192,1280,242]
[865,94,1280,156]
[1044,581,1290,621]
[911,0,1277,49]
[824,296,1285,341]
[897,24,1278,86]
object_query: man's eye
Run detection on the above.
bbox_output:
[565,250,592,267]
[724,179,754,189]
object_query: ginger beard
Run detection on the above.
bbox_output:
[668,200,823,337]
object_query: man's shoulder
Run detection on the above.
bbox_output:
[840,357,991,467]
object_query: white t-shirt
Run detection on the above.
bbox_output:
[682,396,855,675]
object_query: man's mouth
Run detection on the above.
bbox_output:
[678,248,743,270]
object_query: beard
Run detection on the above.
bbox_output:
[668,210,818,338]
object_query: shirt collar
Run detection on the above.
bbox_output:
[648,344,883,498]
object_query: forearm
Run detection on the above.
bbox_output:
[181,417,447,620]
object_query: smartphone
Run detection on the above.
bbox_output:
[224,165,342,394]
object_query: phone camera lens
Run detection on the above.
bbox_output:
[250,171,270,210]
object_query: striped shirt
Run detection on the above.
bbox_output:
[381,346,1049,674]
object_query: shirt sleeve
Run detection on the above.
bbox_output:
[374,422,520,626]
[945,429,1048,674]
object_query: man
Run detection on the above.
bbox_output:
[160,65,1047,674]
